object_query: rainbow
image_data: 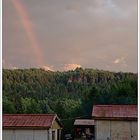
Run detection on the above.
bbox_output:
[11,0,45,67]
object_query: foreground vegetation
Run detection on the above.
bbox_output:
[3,68,137,133]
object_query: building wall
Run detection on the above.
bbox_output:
[131,121,137,140]
[51,120,62,129]
[95,120,137,140]
[51,120,62,140]
[3,129,58,140]
[95,120,110,140]
[49,129,58,140]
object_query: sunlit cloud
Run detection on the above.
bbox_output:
[113,57,127,66]
[41,65,54,71]
[63,64,81,71]
[11,66,18,70]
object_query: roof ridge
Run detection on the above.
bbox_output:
[94,105,137,106]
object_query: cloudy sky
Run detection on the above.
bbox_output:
[3,0,137,72]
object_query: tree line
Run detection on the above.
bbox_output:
[3,68,137,133]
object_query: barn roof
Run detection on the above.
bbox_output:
[3,114,63,129]
[92,105,137,120]
[74,119,95,126]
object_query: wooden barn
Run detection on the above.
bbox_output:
[92,105,138,140]
[3,114,63,140]
[74,119,95,140]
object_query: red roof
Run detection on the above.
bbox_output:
[92,105,137,120]
[3,114,62,129]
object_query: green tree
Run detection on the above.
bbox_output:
[3,97,16,113]
[21,98,41,113]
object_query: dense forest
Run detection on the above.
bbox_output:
[3,68,137,133]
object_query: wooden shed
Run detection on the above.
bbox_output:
[74,119,95,140]
[92,105,138,140]
[3,114,63,140]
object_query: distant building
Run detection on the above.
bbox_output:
[74,119,95,140]
[3,114,63,140]
[92,105,138,140]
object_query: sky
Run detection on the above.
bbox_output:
[2,0,137,72]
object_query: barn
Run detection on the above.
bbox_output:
[92,105,138,140]
[3,114,63,140]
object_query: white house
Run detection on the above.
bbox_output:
[3,114,63,140]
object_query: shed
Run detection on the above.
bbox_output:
[92,105,138,140]
[74,119,95,139]
[3,114,63,140]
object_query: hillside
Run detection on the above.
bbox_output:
[3,68,137,133]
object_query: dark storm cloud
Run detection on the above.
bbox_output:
[3,0,137,72]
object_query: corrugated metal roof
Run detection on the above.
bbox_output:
[92,105,137,120]
[74,119,95,126]
[3,114,61,129]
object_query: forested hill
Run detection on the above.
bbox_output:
[3,68,137,132]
